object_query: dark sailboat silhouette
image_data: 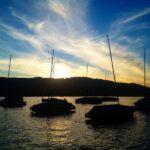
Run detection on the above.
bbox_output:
[30,50,76,116]
[0,96,26,108]
[135,49,150,111]
[85,35,135,121]
[0,55,26,108]
[75,97,102,104]
[30,98,75,116]
[75,64,101,104]
[99,35,119,103]
[85,105,135,121]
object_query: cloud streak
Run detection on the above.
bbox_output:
[0,0,149,86]
[119,7,150,24]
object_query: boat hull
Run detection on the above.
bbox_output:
[75,97,102,104]
[135,97,150,111]
[100,97,119,102]
[0,96,26,108]
[85,104,135,121]
[30,98,76,116]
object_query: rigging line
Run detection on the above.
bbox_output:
[144,48,146,86]
[50,49,54,78]
[8,55,12,78]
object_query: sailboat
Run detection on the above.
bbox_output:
[30,50,76,116]
[75,64,102,104]
[0,55,26,108]
[134,49,150,111]
[75,97,103,104]
[85,35,135,121]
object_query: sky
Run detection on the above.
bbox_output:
[0,0,150,86]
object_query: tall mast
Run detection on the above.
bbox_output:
[52,60,55,78]
[50,49,54,78]
[107,35,119,103]
[144,48,146,87]
[105,72,107,80]
[8,55,12,78]
[107,35,116,83]
[86,63,88,77]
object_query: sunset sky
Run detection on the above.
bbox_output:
[0,0,150,86]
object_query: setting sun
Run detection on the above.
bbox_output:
[54,63,70,78]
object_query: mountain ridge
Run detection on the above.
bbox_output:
[0,77,149,96]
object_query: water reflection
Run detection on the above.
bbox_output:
[1,97,150,149]
[45,117,72,145]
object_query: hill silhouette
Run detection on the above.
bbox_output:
[0,77,149,96]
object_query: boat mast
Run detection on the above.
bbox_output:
[107,35,118,103]
[8,55,12,78]
[52,60,55,78]
[86,63,88,78]
[105,72,107,80]
[107,35,116,83]
[50,50,54,78]
[144,48,146,87]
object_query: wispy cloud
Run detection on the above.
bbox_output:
[48,0,70,18]
[119,7,150,24]
[0,21,44,51]
[109,7,150,53]
[0,0,149,86]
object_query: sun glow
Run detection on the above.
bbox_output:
[53,63,70,78]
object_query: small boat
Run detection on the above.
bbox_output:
[30,98,75,116]
[100,97,119,101]
[135,49,150,111]
[135,97,150,111]
[85,104,135,121]
[75,97,102,104]
[85,35,135,122]
[30,50,75,116]
[0,56,26,108]
[0,96,26,108]
[42,97,66,103]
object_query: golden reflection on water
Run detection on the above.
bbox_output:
[119,97,139,106]
[45,117,72,144]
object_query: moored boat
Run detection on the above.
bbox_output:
[0,96,26,108]
[85,35,135,122]
[30,50,76,116]
[134,49,150,111]
[85,104,135,121]
[30,98,75,116]
[100,97,119,102]
[0,56,26,108]
[135,97,150,111]
[75,97,102,104]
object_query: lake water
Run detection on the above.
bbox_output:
[0,97,150,149]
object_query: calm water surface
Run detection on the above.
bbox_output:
[0,97,150,149]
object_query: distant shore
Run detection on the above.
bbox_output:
[0,77,149,97]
